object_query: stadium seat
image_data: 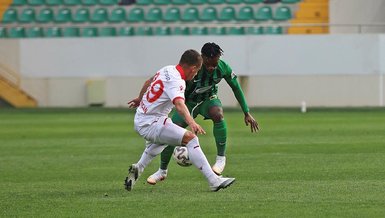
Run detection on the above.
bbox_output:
[190,27,208,35]
[145,7,162,22]
[153,0,171,4]
[173,26,189,35]
[207,0,224,4]
[273,6,292,21]
[19,8,36,23]
[46,0,63,5]
[26,27,43,37]
[99,27,117,36]
[2,9,18,23]
[264,26,283,34]
[109,8,126,23]
[281,0,299,3]
[237,6,254,21]
[243,0,262,4]
[36,8,54,23]
[218,6,235,21]
[91,8,108,23]
[189,0,206,5]
[119,26,134,36]
[208,27,226,35]
[62,27,80,37]
[81,27,98,37]
[81,0,97,4]
[163,7,181,22]
[181,7,199,22]
[99,0,118,5]
[0,27,7,38]
[45,27,62,37]
[228,27,245,35]
[8,27,25,38]
[263,0,280,3]
[55,8,72,23]
[246,26,263,34]
[226,0,242,4]
[154,26,171,35]
[135,0,152,5]
[255,6,272,21]
[72,8,90,23]
[12,0,27,6]
[27,0,45,6]
[171,0,188,5]
[199,6,217,22]
[63,0,82,5]
[127,7,144,22]
[135,26,153,35]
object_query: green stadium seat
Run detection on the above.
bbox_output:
[81,27,98,37]
[153,0,171,4]
[0,27,7,38]
[19,8,35,23]
[264,26,283,34]
[208,27,226,35]
[2,9,18,23]
[73,8,90,23]
[63,0,81,6]
[237,6,254,21]
[171,0,188,5]
[190,27,208,35]
[135,26,153,36]
[135,0,152,5]
[27,0,45,6]
[243,0,262,4]
[12,0,28,6]
[119,26,134,36]
[228,27,245,35]
[127,7,144,22]
[36,8,54,23]
[109,8,126,23]
[154,26,171,35]
[26,27,43,37]
[145,7,162,22]
[81,0,97,4]
[264,0,280,3]
[163,7,181,22]
[189,0,206,5]
[281,0,299,3]
[273,6,292,21]
[255,6,272,21]
[207,0,224,4]
[46,0,63,5]
[99,27,117,36]
[181,7,199,22]
[218,6,235,21]
[8,27,26,38]
[173,26,189,35]
[199,6,217,22]
[226,0,242,4]
[246,26,263,34]
[55,8,72,23]
[91,8,108,23]
[62,27,80,37]
[45,27,62,37]
[99,0,118,5]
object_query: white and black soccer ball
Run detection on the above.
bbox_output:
[172,146,192,167]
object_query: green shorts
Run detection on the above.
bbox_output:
[172,96,223,126]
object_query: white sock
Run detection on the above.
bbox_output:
[137,143,167,174]
[185,137,218,185]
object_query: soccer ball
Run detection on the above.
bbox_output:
[172,146,192,167]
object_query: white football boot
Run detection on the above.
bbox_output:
[124,164,140,191]
[210,176,235,192]
[212,156,226,175]
[146,169,168,185]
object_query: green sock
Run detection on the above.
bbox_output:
[160,145,174,170]
[213,120,227,156]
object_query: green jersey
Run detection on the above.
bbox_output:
[185,59,250,113]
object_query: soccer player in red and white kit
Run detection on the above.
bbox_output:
[125,49,235,192]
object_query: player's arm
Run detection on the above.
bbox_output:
[127,76,154,108]
[225,74,260,132]
[173,98,206,135]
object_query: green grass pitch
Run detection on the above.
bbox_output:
[1,108,385,217]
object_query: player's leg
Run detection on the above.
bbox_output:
[201,98,227,175]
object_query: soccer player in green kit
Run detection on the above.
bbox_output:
[146,42,259,185]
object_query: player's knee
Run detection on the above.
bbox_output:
[181,131,196,145]
[208,106,224,122]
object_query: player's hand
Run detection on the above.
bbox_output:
[189,122,206,135]
[244,112,259,133]
[127,97,141,108]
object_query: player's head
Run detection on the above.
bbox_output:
[179,49,203,81]
[201,42,223,73]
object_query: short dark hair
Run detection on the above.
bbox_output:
[179,49,202,66]
[201,42,223,58]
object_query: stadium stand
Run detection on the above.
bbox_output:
[0,0,330,37]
